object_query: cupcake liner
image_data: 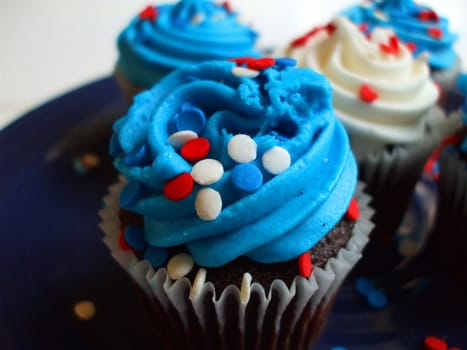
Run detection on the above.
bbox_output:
[99,179,374,350]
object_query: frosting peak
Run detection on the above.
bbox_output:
[111,60,357,267]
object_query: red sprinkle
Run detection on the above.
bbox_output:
[290,24,335,48]
[406,42,417,52]
[222,1,233,13]
[229,57,255,67]
[246,58,276,70]
[118,227,132,251]
[139,6,158,21]
[359,23,369,33]
[345,197,360,221]
[424,336,448,350]
[441,134,462,147]
[181,137,210,162]
[380,35,400,55]
[359,84,379,103]
[163,173,194,201]
[428,27,443,39]
[298,252,313,278]
[418,10,439,22]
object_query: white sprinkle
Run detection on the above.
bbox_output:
[195,188,222,221]
[262,146,291,175]
[190,268,207,299]
[191,13,205,25]
[167,253,194,280]
[227,134,257,163]
[374,10,388,21]
[240,273,252,304]
[191,159,224,185]
[168,130,198,148]
[369,27,392,46]
[231,66,260,79]
[73,301,96,320]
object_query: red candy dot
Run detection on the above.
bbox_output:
[428,27,443,39]
[163,173,194,201]
[229,57,255,66]
[418,10,439,22]
[380,35,400,55]
[359,23,369,32]
[222,1,233,13]
[181,137,210,163]
[345,198,360,221]
[359,84,379,103]
[118,227,132,251]
[247,58,276,70]
[424,336,448,350]
[298,251,313,278]
[406,42,417,52]
[139,6,158,21]
[290,24,335,48]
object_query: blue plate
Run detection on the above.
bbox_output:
[1,77,465,350]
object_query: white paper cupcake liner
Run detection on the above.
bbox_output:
[99,178,374,350]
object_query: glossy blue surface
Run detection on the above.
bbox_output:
[0,77,465,350]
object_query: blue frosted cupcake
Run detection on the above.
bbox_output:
[100,59,374,349]
[114,0,261,100]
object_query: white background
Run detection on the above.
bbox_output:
[1,0,466,129]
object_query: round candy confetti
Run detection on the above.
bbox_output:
[195,188,222,221]
[231,66,260,78]
[168,130,198,148]
[262,146,291,175]
[227,134,257,163]
[424,336,448,350]
[231,163,263,193]
[173,104,206,134]
[274,57,297,69]
[124,144,148,166]
[123,225,147,251]
[144,245,168,268]
[118,227,132,251]
[359,84,379,103]
[167,253,194,280]
[345,198,360,221]
[120,181,143,208]
[163,173,194,201]
[298,251,313,278]
[73,301,96,321]
[181,137,210,163]
[191,158,224,185]
[367,288,389,309]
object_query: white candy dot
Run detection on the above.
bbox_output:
[370,27,391,45]
[191,159,224,185]
[227,134,257,163]
[195,188,222,221]
[262,146,291,175]
[231,66,260,78]
[374,10,388,21]
[167,253,194,280]
[168,130,198,148]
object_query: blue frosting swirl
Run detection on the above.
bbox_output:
[111,60,357,267]
[117,0,260,88]
[342,0,458,70]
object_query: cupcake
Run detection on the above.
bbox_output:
[341,0,461,101]
[114,0,261,100]
[100,59,374,349]
[280,17,453,274]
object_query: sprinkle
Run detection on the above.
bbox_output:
[229,57,255,66]
[191,13,205,25]
[380,35,400,55]
[195,188,222,221]
[168,130,198,148]
[406,42,417,52]
[359,23,369,33]
[345,198,360,221]
[355,277,389,309]
[172,103,206,134]
[73,301,96,321]
[298,251,313,278]
[424,336,448,350]
[120,181,143,208]
[191,158,224,185]
[246,58,276,71]
[274,57,297,69]
[118,227,133,251]
[428,27,443,39]
[227,134,257,163]
[374,10,388,21]
[124,144,148,166]
[181,137,210,162]
[261,146,291,175]
[167,253,194,280]
[231,66,260,78]
[418,10,439,22]
[331,347,348,350]
[290,24,335,48]
[231,163,263,193]
[144,245,168,268]
[190,268,207,299]
[359,84,379,103]
[163,173,194,201]
[222,1,233,13]
[123,225,147,251]
[139,6,158,21]
[240,273,252,304]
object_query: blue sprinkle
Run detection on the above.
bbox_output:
[120,181,143,208]
[355,277,373,296]
[231,163,263,193]
[367,289,389,309]
[144,245,168,268]
[274,57,297,69]
[124,225,147,251]
[181,102,197,111]
[175,106,206,134]
[123,144,149,166]
[331,347,348,350]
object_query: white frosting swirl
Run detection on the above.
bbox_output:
[285,17,439,158]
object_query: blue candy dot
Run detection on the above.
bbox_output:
[355,277,373,296]
[367,289,389,309]
[330,347,348,350]
[124,144,149,166]
[120,181,142,208]
[123,225,147,251]
[144,245,168,268]
[231,163,263,193]
[175,107,206,134]
[274,57,297,69]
